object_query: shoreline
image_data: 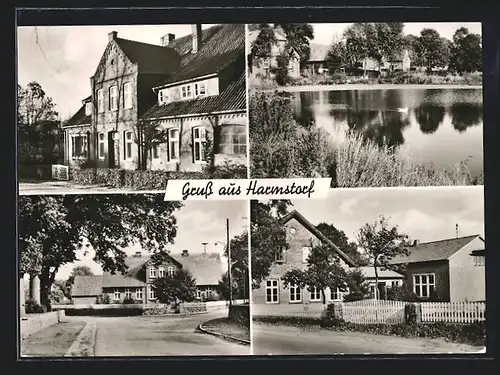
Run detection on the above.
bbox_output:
[257,83,483,93]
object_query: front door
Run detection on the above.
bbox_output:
[107,131,117,168]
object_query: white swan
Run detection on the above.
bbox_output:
[397,107,409,113]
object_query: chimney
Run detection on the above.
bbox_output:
[108,31,118,42]
[413,239,420,247]
[161,33,176,46]
[133,251,142,258]
[181,249,189,257]
[191,24,203,54]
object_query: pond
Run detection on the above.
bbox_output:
[290,88,483,177]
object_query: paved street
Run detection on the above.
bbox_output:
[89,313,250,356]
[253,322,484,355]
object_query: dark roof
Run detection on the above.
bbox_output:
[471,249,485,256]
[154,24,245,87]
[114,38,181,74]
[71,275,102,297]
[390,235,483,264]
[280,210,356,267]
[170,252,225,285]
[141,72,246,120]
[308,43,330,62]
[63,103,91,127]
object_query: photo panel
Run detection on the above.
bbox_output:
[247,22,484,188]
[18,194,250,357]
[17,23,248,196]
[250,187,485,355]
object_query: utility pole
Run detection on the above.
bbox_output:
[227,218,232,306]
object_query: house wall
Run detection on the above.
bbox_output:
[63,125,93,167]
[73,296,98,305]
[448,237,486,302]
[252,217,350,306]
[92,41,139,170]
[102,286,146,304]
[405,260,450,302]
[250,38,301,80]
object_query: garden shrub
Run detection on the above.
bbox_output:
[64,307,144,317]
[25,298,47,314]
[122,297,136,305]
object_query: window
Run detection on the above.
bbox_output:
[71,134,88,159]
[168,128,180,162]
[109,85,118,111]
[265,279,279,304]
[97,89,104,113]
[309,286,321,302]
[330,287,348,301]
[98,133,105,159]
[123,82,133,109]
[136,288,143,300]
[125,289,131,299]
[194,82,206,97]
[474,256,485,266]
[413,273,435,299]
[85,102,92,116]
[181,84,192,99]
[302,246,311,264]
[289,285,302,303]
[149,267,157,279]
[219,125,246,155]
[148,285,156,300]
[288,60,295,74]
[124,131,133,160]
[192,126,206,162]
[158,266,165,278]
[391,280,400,287]
[369,284,377,299]
[196,289,201,299]
[113,289,121,300]
[262,58,270,68]
[158,89,169,105]
[167,265,176,277]
[274,247,285,263]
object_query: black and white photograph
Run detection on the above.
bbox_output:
[250,187,485,354]
[17,23,247,195]
[248,23,484,187]
[18,194,250,357]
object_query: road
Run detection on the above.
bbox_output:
[89,313,250,356]
[252,322,484,355]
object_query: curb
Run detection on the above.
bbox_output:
[198,323,250,346]
[64,321,97,357]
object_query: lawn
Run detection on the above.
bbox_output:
[202,317,250,343]
[20,321,86,357]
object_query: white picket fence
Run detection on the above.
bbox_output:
[420,301,486,323]
[343,299,406,325]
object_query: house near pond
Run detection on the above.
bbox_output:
[62,24,247,173]
[302,43,331,77]
[353,50,411,77]
[389,235,486,302]
[71,250,226,305]
[252,209,404,309]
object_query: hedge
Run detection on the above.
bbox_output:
[64,307,144,317]
[253,316,486,347]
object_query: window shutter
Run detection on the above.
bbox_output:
[213,126,221,154]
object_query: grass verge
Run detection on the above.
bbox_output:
[20,321,86,357]
[253,316,486,347]
[201,317,250,343]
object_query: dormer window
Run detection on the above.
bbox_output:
[159,88,169,105]
[85,102,92,116]
[181,84,192,99]
[194,82,206,97]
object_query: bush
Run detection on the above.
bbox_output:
[122,297,136,305]
[25,298,47,314]
[64,307,144,317]
[95,294,111,304]
[143,307,172,315]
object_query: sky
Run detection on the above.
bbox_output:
[288,186,484,247]
[309,22,482,47]
[16,24,217,121]
[46,199,248,281]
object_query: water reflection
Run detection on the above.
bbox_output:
[414,103,445,134]
[450,103,483,133]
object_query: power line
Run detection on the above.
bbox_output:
[34,27,61,74]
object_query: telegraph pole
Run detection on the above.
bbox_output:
[227,218,232,306]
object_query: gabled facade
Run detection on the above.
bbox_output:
[71,250,226,305]
[252,210,357,307]
[141,24,247,172]
[247,28,301,81]
[390,235,486,302]
[62,24,246,172]
[302,43,331,76]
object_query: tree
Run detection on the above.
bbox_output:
[343,23,371,72]
[152,269,197,307]
[449,27,482,73]
[250,200,292,288]
[134,119,169,170]
[325,38,346,73]
[282,244,349,304]
[373,23,405,62]
[274,51,291,86]
[276,23,314,63]
[418,28,450,71]
[403,34,424,67]
[217,231,249,300]
[315,222,369,265]
[249,24,278,71]
[19,194,183,308]
[356,215,409,300]
[343,267,371,302]
[50,280,69,304]
[64,265,94,301]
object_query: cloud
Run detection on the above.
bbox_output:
[339,197,358,215]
